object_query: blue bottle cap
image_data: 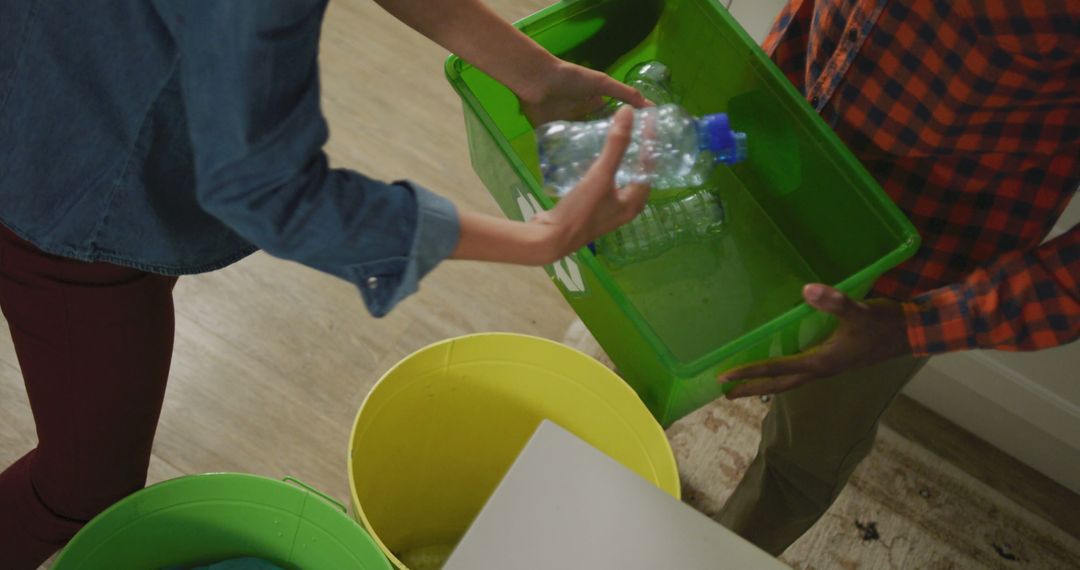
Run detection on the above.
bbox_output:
[699,113,748,165]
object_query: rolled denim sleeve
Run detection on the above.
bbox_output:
[152,0,459,316]
[386,183,460,315]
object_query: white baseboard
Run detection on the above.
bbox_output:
[904,350,1080,494]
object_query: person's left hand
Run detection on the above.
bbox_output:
[517,59,651,126]
[719,284,911,399]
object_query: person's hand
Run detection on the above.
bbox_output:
[719,284,911,399]
[450,107,647,266]
[531,106,649,260]
[518,59,651,126]
[372,0,646,124]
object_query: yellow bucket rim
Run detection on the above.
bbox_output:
[346,332,680,568]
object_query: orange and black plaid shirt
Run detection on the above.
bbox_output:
[764,0,1079,355]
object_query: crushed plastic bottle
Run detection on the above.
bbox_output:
[595,60,681,117]
[537,104,748,197]
[592,187,727,267]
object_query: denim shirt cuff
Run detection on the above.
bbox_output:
[353,182,460,317]
[410,183,461,280]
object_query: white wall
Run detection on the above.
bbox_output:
[906,199,1080,493]
[726,0,788,45]
[724,0,1080,493]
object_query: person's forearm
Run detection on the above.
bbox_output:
[902,226,1080,355]
[451,209,567,266]
[373,0,558,100]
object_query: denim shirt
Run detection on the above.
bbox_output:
[0,0,460,317]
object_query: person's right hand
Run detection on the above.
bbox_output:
[530,106,650,261]
[518,59,652,126]
[451,106,648,266]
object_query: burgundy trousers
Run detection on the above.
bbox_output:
[0,224,178,569]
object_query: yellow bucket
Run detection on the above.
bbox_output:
[348,333,680,569]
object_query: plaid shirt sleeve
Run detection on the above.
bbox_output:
[764,0,1079,357]
[903,224,1080,356]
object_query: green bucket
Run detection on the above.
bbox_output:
[52,473,391,570]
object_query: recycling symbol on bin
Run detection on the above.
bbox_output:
[514,186,587,296]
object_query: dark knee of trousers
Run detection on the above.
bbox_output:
[33,468,148,523]
[760,448,837,510]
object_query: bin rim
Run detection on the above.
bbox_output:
[346,331,681,569]
[52,472,392,570]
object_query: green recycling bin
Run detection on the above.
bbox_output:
[52,473,391,570]
[445,0,919,425]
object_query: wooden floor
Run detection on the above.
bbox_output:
[2,0,1078,568]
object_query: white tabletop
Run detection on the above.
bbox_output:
[444,420,789,570]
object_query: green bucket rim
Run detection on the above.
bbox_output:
[53,472,392,570]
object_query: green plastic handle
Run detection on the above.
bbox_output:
[283,476,348,514]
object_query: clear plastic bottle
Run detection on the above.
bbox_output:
[594,60,681,117]
[592,187,727,267]
[537,104,748,197]
[626,60,680,106]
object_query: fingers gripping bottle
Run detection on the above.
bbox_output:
[595,60,681,114]
[624,60,680,107]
